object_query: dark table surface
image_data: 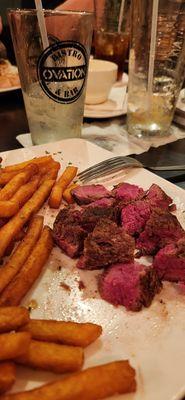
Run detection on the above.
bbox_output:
[1,88,185,189]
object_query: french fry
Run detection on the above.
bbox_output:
[0,171,20,187]
[62,183,79,204]
[0,361,136,400]
[20,320,102,347]
[15,340,84,374]
[14,229,25,242]
[0,179,54,259]
[0,307,29,333]
[0,332,31,361]
[49,166,78,208]
[0,156,53,173]
[40,162,60,183]
[40,160,60,175]
[0,164,38,201]
[0,200,19,218]
[0,216,44,294]
[0,362,16,394]
[10,176,41,208]
[4,242,15,258]
[0,226,53,306]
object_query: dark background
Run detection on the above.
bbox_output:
[0,0,65,62]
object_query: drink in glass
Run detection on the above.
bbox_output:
[94,31,129,79]
[94,0,130,80]
[8,10,93,145]
[127,0,185,138]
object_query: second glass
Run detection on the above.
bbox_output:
[94,0,130,80]
[8,9,93,145]
[127,0,185,138]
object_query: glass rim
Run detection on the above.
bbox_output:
[7,8,93,17]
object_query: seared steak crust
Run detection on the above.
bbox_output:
[53,207,87,258]
[136,208,184,256]
[154,238,185,282]
[81,203,117,233]
[77,219,135,270]
[145,184,173,210]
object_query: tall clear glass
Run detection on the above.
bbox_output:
[127,0,185,138]
[8,9,93,145]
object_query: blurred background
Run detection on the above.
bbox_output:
[0,0,66,63]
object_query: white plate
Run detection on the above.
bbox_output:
[84,74,128,119]
[1,138,185,400]
[0,65,20,93]
[0,85,21,94]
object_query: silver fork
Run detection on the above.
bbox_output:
[77,155,185,182]
[77,156,142,182]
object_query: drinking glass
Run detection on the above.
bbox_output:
[8,9,93,145]
[94,0,130,80]
[127,0,185,138]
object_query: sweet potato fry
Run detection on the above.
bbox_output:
[21,320,102,347]
[0,360,136,400]
[0,200,19,218]
[15,340,84,374]
[0,307,29,333]
[0,179,54,259]
[10,176,40,208]
[0,164,38,201]
[0,216,43,294]
[40,162,60,183]
[62,183,79,204]
[49,166,78,208]
[1,156,53,173]
[0,362,16,394]
[14,229,25,242]
[0,332,31,361]
[0,226,53,306]
[0,171,20,187]
[40,160,60,175]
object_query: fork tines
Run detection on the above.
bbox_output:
[77,156,142,182]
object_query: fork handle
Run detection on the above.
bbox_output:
[149,165,185,171]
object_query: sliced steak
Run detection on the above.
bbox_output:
[77,219,135,270]
[136,208,184,256]
[85,197,114,208]
[112,182,144,202]
[53,207,87,258]
[154,238,185,282]
[121,200,151,236]
[99,262,162,311]
[81,204,116,233]
[145,184,173,210]
[71,184,110,205]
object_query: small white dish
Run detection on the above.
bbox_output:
[84,77,128,119]
[176,89,185,112]
[85,59,118,105]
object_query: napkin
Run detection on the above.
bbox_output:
[17,122,185,156]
